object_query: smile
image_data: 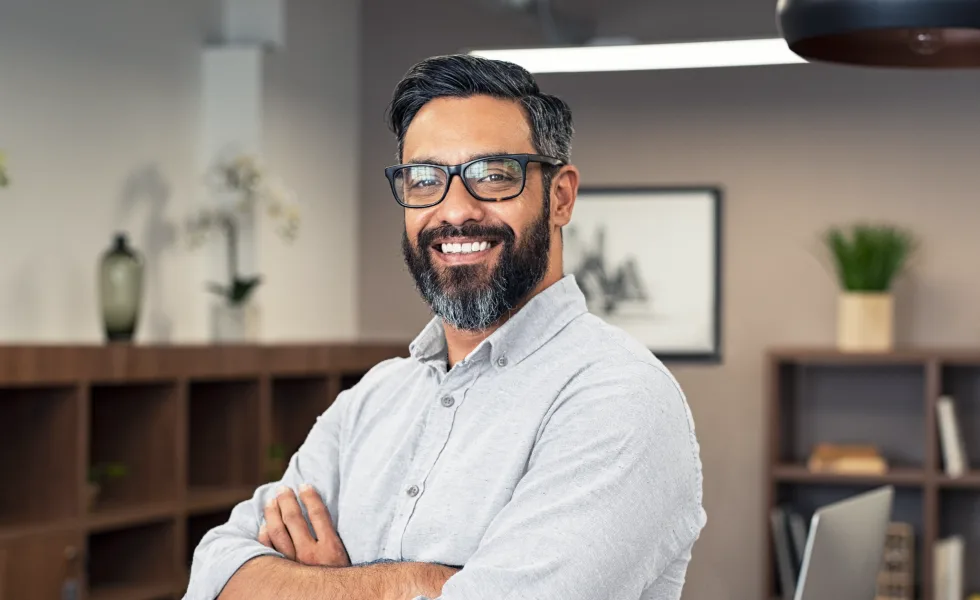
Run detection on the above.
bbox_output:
[432,239,499,255]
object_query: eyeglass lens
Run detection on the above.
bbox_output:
[393,157,524,206]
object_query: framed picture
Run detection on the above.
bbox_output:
[563,186,722,363]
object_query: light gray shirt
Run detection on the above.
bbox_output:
[184,274,707,600]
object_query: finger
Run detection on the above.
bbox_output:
[258,524,271,547]
[264,493,296,559]
[276,486,315,550]
[299,483,336,543]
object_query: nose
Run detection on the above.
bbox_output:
[434,174,486,227]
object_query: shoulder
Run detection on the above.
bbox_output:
[550,311,685,403]
[542,312,701,467]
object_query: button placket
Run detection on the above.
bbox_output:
[385,380,467,556]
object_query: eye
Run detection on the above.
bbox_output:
[410,177,441,189]
[479,171,516,183]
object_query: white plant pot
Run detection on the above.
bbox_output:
[836,292,894,352]
[211,302,260,343]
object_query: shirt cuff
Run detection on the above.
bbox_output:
[185,542,282,600]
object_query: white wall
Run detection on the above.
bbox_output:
[0,0,359,343]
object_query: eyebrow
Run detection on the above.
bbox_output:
[404,150,517,165]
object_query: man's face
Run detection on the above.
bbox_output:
[400,95,552,331]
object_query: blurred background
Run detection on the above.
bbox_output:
[0,0,978,599]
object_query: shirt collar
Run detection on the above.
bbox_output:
[409,274,588,370]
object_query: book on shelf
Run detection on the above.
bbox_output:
[933,535,964,600]
[807,443,888,475]
[936,395,969,478]
[770,506,799,600]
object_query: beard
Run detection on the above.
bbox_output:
[402,198,551,332]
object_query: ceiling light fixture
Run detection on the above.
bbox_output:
[468,38,807,73]
[778,0,980,67]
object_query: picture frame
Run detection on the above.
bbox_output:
[563,185,723,363]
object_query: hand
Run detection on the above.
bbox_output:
[259,484,351,568]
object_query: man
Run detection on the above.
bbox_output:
[185,53,706,600]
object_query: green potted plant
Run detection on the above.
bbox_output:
[185,152,300,341]
[88,462,128,510]
[823,223,916,352]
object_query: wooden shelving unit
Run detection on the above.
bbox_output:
[0,343,407,600]
[765,347,980,600]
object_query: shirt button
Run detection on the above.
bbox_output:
[496,355,508,367]
[441,395,455,408]
[406,485,420,497]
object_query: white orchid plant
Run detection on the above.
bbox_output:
[186,152,300,306]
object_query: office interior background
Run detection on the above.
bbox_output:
[0,0,978,598]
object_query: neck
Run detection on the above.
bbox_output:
[442,256,564,367]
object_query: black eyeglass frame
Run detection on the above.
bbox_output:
[384,153,565,208]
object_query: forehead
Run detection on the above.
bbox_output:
[402,95,534,164]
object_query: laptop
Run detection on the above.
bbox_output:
[795,485,895,600]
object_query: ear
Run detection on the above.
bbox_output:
[550,165,580,228]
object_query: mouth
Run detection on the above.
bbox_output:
[430,237,501,263]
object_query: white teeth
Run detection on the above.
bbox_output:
[440,240,492,254]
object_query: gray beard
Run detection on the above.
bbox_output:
[418,266,508,331]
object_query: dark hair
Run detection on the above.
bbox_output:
[385,54,574,168]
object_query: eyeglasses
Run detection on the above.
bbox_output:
[384,153,564,208]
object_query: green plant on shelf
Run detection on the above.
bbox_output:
[89,462,128,484]
[267,443,288,482]
[823,223,916,292]
[87,462,129,510]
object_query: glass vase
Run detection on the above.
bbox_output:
[99,233,144,342]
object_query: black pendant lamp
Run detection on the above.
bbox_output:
[777,0,980,67]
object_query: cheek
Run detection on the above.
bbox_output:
[491,197,539,238]
[404,211,429,243]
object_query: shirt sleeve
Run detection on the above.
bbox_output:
[413,361,707,600]
[182,387,351,600]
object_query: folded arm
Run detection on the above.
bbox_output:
[184,369,459,600]
[411,362,707,600]
[218,556,457,600]
[184,387,349,600]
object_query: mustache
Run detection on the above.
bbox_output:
[417,223,515,248]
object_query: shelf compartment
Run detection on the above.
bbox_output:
[773,482,924,600]
[0,385,79,527]
[772,464,925,486]
[271,376,331,474]
[776,363,927,469]
[938,489,980,595]
[938,365,980,472]
[89,382,179,513]
[87,519,178,596]
[185,508,234,571]
[187,379,260,489]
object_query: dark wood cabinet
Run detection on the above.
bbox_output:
[0,343,407,600]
